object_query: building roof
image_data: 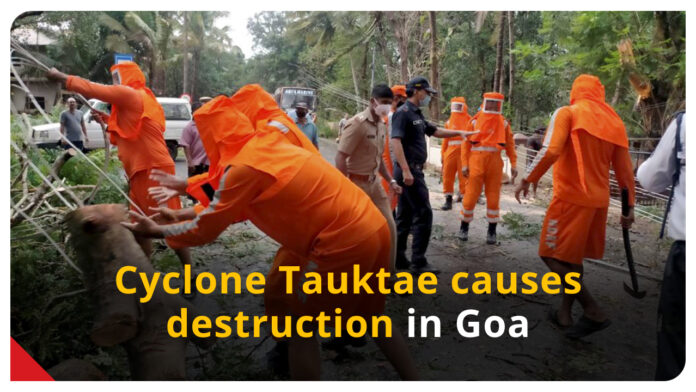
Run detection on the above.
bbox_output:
[12,28,56,46]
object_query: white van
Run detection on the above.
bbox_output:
[31,97,192,159]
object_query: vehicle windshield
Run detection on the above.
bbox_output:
[280,89,316,110]
[160,103,192,121]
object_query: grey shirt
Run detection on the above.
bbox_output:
[60,109,85,142]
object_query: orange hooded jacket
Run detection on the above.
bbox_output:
[525,74,635,207]
[162,100,389,318]
[442,97,470,159]
[467,92,507,147]
[186,85,320,204]
[65,61,172,178]
[228,84,319,153]
[462,93,516,168]
[567,74,629,193]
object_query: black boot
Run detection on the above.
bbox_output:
[458,221,469,241]
[486,223,497,244]
[441,195,453,210]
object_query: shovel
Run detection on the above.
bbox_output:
[621,188,646,299]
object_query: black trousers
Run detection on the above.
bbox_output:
[61,140,84,152]
[655,240,685,380]
[394,164,433,267]
[188,164,210,177]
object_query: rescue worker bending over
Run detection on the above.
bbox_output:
[123,96,418,380]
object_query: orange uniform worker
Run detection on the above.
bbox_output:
[123,96,417,380]
[381,85,407,211]
[514,74,636,338]
[149,84,320,206]
[440,97,470,210]
[46,62,192,267]
[458,92,517,244]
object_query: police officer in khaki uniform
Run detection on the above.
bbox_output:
[335,84,402,273]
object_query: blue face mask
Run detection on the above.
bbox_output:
[420,94,431,107]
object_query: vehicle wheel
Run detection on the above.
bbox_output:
[167,141,178,160]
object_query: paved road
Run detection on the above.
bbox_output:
[173,150,188,178]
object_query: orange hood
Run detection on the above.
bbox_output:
[391,85,407,98]
[228,84,288,125]
[469,92,506,148]
[567,74,628,192]
[186,96,256,202]
[446,96,471,130]
[228,84,318,153]
[107,61,165,140]
[568,74,628,148]
[187,95,313,205]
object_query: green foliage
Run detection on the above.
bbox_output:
[500,212,542,240]
[59,149,127,204]
[316,118,336,139]
[11,231,100,371]
[10,111,130,378]
[9,10,686,380]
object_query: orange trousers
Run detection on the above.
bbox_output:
[128,166,182,217]
[442,148,466,196]
[264,223,390,323]
[461,151,503,223]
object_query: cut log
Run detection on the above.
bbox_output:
[65,204,216,380]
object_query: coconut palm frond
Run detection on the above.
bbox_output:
[124,12,155,43]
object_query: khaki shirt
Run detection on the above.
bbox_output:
[337,108,386,176]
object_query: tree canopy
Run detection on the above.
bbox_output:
[12,10,685,136]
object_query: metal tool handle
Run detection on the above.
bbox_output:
[621,188,640,290]
[621,188,629,216]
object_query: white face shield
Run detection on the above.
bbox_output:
[451,102,464,113]
[111,69,121,85]
[482,98,503,114]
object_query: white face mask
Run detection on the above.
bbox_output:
[375,103,391,117]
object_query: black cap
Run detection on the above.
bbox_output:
[406,76,438,94]
[295,102,309,109]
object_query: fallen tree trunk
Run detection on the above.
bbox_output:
[65,204,215,380]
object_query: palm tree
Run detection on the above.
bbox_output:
[98,11,175,94]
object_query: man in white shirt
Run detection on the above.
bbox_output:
[636,112,685,380]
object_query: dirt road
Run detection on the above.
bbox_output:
[165,138,668,380]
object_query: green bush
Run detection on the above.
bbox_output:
[10,230,129,376]
[60,149,127,204]
[500,211,542,240]
[316,118,337,139]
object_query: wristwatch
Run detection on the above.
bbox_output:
[390,179,397,184]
